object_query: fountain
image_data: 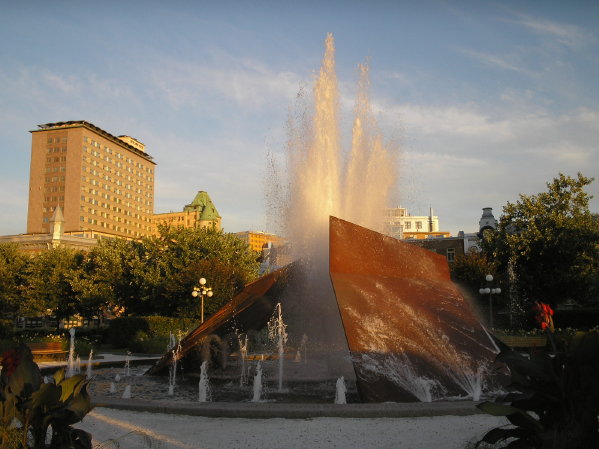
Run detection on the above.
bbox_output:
[124,352,131,377]
[198,361,211,402]
[237,332,249,386]
[295,334,308,363]
[86,350,93,379]
[168,332,181,396]
[66,328,76,378]
[335,376,347,404]
[145,33,498,403]
[268,303,287,392]
[251,361,263,403]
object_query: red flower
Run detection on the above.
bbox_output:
[1,349,21,377]
[534,302,554,332]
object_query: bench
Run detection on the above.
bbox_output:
[27,342,68,361]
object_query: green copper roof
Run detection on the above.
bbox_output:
[183,191,221,220]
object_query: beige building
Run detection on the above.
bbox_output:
[27,121,156,239]
[235,231,285,253]
[153,191,222,234]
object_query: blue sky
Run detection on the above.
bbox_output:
[1,0,598,236]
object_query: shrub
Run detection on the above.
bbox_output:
[0,343,93,448]
[106,317,150,348]
[106,316,195,350]
[0,320,13,339]
[477,304,599,448]
[128,335,171,354]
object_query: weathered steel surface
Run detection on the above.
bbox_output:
[145,264,293,376]
[329,216,497,402]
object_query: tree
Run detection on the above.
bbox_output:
[20,247,86,322]
[138,225,260,317]
[484,173,599,310]
[451,248,500,316]
[0,243,30,319]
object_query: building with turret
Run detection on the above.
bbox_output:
[153,191,222,234]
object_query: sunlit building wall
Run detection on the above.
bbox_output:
[27,121,156,239]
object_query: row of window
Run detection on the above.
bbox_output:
[46,156,67,163]
[45,176,66,183]
[44,196,64,202]
[47,137,67,144]
[46,147,67,153]
[45,166,66,173]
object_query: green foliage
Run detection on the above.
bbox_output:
[484,173,599,309]
[0,343,93,448]
[477,330,599,448]
[0,320,13,339]
[1,225,261,324]
[106,318,150,349]
[141,316,196,337]
[451,248,499,301]
[20,247,87,320]
[0,244,30,319]
[128,335,170,354]
[106,316,195,352]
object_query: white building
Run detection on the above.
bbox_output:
[383,207,442,239]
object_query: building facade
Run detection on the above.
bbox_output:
[234,231,285,253]
[383,206,443,239]
[27,121,156,239]
[153,191,222,234]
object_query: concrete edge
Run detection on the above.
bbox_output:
[91,397,484,419]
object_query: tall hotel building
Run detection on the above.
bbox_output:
[27,121,156,239]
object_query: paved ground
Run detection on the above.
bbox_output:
[76,407,506,449]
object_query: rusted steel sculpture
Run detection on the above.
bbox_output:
[145,263,293,376]
[147,216,497,403]
[329,216,498,402]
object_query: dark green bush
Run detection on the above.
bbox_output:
[0,319,13,339]
[128,335,171,354]
[143,316,195,337]
[0,338,17,353]
[106,317,150,348]
[106,316,194,350]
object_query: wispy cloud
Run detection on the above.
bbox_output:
[510,14,590,49]
[459,49,537,76]
[41,72,80,94]
[149,57,302,111]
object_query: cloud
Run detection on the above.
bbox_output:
[510,14,591,49]
[149,57,302,112]
[458,49,537,76]
[41,72,80,94]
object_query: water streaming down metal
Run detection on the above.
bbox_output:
[329,216,498,402]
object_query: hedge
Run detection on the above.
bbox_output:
[106,316,196,349]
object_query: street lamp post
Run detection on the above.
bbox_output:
[479,274,501,329]
[192,277,213,324]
